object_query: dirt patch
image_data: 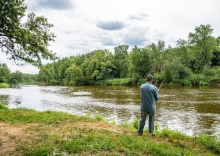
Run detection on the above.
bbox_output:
[75,122,129,134]
[0,122,38,155]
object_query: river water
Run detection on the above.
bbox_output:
[0,85,219,138]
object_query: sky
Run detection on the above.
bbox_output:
[1,0,220,74]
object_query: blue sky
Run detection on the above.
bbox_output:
[1,0,220,74]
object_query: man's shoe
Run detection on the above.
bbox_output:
[138,132,143,136]
[150,133,155,137]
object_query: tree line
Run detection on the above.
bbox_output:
[38,24,220,86]
[0,63,38,87]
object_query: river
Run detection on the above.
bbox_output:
[0,85,219,138]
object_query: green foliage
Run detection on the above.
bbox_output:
[132,117,139,130]
[0,83,10,88]
[0,0,56,66]
[36,24,220,86]
[96,78,134,86]
[0,103,8,109]
[202,66,220,85]
[185,67,220,86]
[188,74,206,86]
[196,135,220,154]
[189,24,217,72]
[163,60,192,84]
[158,128,190,140]
[130,46,152,79]
[65,64,84,85]
[22,74,38,84]
[176,39,191,67]
[211,50,220,67]
[94,114,105,122]
[0,64,10,83]
[8,71,23,86]
[114,45,129,78]
[149,40,166,73]
[0,64,39,86]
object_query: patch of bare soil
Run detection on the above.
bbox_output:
[0,122,38,155]
[75,122,129,134]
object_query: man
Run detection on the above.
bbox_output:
[138,74,159,136]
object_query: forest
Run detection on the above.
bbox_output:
[1,24,220,87]
[37,24,220,86]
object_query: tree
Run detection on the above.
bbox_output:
[38,65,52,84]
[8,71,23,86]
[65,64,84,85]
[22,73,38,83]
[176,39,191,67]
[149,40,165,73]
[129,46,152,81]
[211,50,220,67]
[211,36,220,67]
[188,24,217,72]
[0,64,10,83]
[114,45,129,78]
[163,59,192,84]
[81,50,116,83]
[0,0,56,66]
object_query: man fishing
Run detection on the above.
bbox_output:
[138,74,159,136]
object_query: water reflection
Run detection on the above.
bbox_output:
[0,94,10,105]
[0,85,219,139]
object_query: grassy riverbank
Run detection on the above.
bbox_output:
[0,104,219,156]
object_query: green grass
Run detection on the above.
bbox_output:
[0,105,219,156]
[196,135,220,154]
[0,107,92,124]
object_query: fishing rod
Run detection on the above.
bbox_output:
[158,79,166,91]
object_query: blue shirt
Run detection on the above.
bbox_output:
[140,82,159,112]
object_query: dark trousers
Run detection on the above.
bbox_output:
[138,110,155,134]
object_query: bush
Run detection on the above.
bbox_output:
[0,83,10,88]
[96,78,134,86]
[187,67,220,86]
[202,67,220,85]
[188,74,205,86]
[182,78,192,86]
[137,78,145,86]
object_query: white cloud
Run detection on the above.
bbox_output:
[1,0,219,74]
[0,53,39,74]
[123,26,150,46]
